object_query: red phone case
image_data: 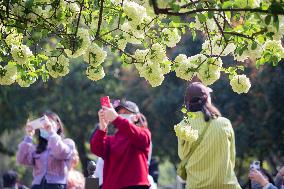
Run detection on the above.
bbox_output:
[100,96,111,108]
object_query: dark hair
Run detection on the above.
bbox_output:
[249,168,274,189]
[185,91,221,122]
[2,170,18,187]
[36,111,64,154]
[135,113,148,128]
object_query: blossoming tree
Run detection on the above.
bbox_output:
[0,0,284,93]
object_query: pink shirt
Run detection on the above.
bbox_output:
[16,133,75,185]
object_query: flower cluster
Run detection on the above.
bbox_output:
[64,28,91,58]
[230,74,251,94]
[83,44,107,67]
[174,54,206,81]
[134,43,170,86]
[5,30,23,46]
[202,37,236,56]
[262,40,284,64]
[16,75,36,88]
[198,57,223,86]
[86,66,105,81]
[46,55,70,78]
[174,121,199,142]
[0,64,17,85]
[123,1,147,26]
[162,28,181,48]
[11,45,33,65]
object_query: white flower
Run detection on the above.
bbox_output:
[117,39,127,51]
[150,43,167,63]
[83,43,107,67]
[263,40,284,58]
[123,1,147,26]
[143,62,164,87]
[174,54,206,81]
[5,30,23,46]
[202,37,236,56]
[16,76,36,87]
[46,55,70,78]
[86,66,105,81]
[0,64,17,85]
[230,74,251,94]
[11,45,33,65]
[65,28,91,58]
[174,120,199,142]
[162,28,181,48]
[121,22,144,44]
[197,57,222,86]
[160,60,172,74]
[134,49,150,63]
[195,18,217,32]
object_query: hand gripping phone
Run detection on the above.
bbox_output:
[100,96,111,108]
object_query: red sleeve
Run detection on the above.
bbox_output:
[90,129,108,159]
[112,116,151,150]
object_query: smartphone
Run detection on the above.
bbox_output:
[100,96,111,108]
[28,115,49,130]
[250,160,260,170]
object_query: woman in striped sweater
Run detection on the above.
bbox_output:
[176,82,241,189]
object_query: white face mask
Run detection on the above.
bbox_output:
[120,114,135,122]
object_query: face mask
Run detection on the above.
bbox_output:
[120,114,135,122]
[40,129,50,139]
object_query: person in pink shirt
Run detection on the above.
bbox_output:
[16,111,75,189]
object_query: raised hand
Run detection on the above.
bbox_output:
[249,169,269,187]
[98,109,108,131]
[25,122,35,137]
[102,104,118,123]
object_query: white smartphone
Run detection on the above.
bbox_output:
[250,160,260,170]
[28,115,49,130]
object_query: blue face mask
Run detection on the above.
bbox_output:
[40,129,50,139]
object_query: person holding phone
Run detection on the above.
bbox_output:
[90,98,151,189]
[16,111,75,189]
[249,168,276,189]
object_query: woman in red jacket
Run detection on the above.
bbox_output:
[90,100,151,189]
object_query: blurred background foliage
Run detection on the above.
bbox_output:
[1,31,284,189]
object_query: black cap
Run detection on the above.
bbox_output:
[3,170,18,187]
[114,99,140,114]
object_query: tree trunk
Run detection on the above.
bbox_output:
[76,137,90,177]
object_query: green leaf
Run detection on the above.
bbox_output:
[251,42,258,50]
[171,16,181,23]
[171,4,181,12]
[222,1,234,9]
[265,15,271,25]
[273,15,279,31]
[197,14,207,23]
[181,107,187,114]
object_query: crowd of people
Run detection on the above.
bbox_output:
[0,82,284,189]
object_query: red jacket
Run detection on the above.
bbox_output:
[90,116,151,189]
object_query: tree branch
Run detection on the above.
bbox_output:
[95,0,105,38]
[151,0,284,16]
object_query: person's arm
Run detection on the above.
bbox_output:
[90,129,108,159]
[16,136,35,166]
[48,132,75,160]
[263,183,278,189]
[275,168,284,189]
[112,116,151,149]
